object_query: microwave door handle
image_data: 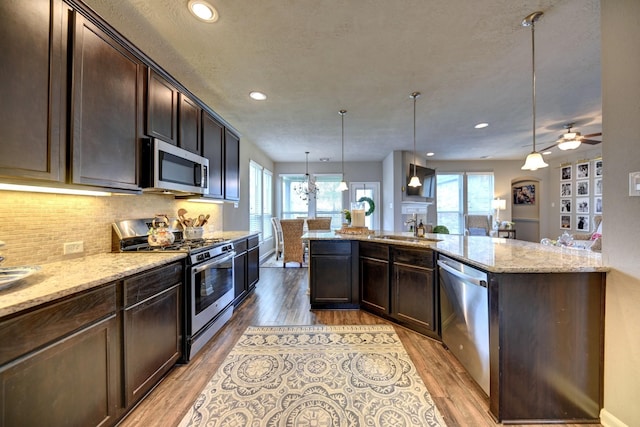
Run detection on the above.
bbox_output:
[201,165,208,189]
[194,164,202,186]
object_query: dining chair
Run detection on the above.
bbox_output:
[270,217,284,260]
[464,214,493,236]
[306,217,332,231]
[279,219,305,267]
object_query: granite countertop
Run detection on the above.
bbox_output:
[303,230,608,274]
[0,252,186,318]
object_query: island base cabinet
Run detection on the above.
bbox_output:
[359,242,390,315]
[309,241,358,309]
[489,272,605,423]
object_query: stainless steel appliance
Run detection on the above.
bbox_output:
[112,218,234,362]
[141,138,209,195]
[438,255,490,395]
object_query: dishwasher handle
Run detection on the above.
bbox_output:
[438,259,487,287]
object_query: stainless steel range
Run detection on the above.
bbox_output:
[112,218,235,362]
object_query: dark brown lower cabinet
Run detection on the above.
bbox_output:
[489,272,605,423]
[309,240,358,309]
[0,261,184,427]
[122,262,182,407]
[359,242,390,315]
[232,234,260,307]
[391,247,436,337]
[0,285,121,427]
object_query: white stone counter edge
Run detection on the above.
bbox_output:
[303,230,608,274]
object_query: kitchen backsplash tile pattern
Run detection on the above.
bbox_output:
[0,191,222,265]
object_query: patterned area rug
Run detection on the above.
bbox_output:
[178,325,447,426]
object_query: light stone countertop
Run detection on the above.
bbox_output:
[0,252,186,318]
[303,230,608,274]
[0,231,259,319]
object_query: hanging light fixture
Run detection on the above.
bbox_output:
[408,92,422,187]
[556,123,582,150]
[294,151,319,201]
[337,110,349,192]
[521,11,549,171]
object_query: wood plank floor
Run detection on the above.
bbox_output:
[118,266,602,427]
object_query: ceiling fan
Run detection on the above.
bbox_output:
[541,123,602,152]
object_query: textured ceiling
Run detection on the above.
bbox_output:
[81,0,602,163]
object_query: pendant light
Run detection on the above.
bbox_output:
[408,92,422,187]
[294,151,319,201]
[521,11,549,171]
[337,110,349,192]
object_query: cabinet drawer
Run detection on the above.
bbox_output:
[233,238,248,253]
[248,235,259,249]
[393,248,434,269]
[0,284,117,365]
[124,262,183,307]
[359,242,389,260]
[311,240,351,255]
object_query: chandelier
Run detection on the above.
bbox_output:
[294,151,319,201]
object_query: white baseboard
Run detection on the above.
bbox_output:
[600,408,629,427]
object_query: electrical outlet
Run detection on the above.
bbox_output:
[63,241,84,255]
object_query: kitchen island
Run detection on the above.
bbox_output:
[304,230,607,424]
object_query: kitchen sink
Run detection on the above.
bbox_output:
[373,235,442,243]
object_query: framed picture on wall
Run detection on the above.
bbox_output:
[594,177,603,195]
[576,197,590,214]
[561,182,572,197]
[576,161,590,179]
[513,184,535,205]
[594,159,603,177]
[576,180,589,196]
[561,199,572,213]
[594,197,603,214]
[560,215,572,230]
[561,165,572,181]
[576,215,590,232]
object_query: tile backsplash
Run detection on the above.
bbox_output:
[0,191,222,266]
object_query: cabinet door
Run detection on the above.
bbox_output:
[202,111,225,198]
[178,93,201,154]
[311,255,352,303]
[0,0,65,182]
[224,129,240,201]
[233,251,248,301]
[360,257,390,314]
[392,248,435,333]
[248,246,260,289]
[147,68,178,144]
[71,13,142,190]
[123,283,181,406]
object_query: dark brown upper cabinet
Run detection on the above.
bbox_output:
[0,0,66,182]
[178,94,201,154]
[146,69,178,145]
[224,129,240,201]
[70,12,143,191]
[201,111,225,199]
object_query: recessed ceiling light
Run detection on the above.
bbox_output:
[474,122,489,129]
[319,157,330,162]
[542,151,552,155]
[426,152,435,157]
[249,91,267,101]
[188,0,219,23]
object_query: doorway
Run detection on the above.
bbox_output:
[511,178,540,242]
[349,182,380,231]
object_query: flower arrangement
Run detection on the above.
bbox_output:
[343,209,351,224]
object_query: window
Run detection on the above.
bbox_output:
[436,172,494,234]
[281,174,343,227]
[249,161,273,241]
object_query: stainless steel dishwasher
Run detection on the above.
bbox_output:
[438,255,489,395]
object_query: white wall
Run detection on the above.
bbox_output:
[599,1,640,426]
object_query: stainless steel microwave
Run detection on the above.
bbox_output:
[141,138,209,195]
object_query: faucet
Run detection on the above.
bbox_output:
[404,213,418,237]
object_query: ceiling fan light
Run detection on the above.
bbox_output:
[521,152,549,170]
[563,132,577,140]
[558,139,582,150]
[408,175,422,187]
[337,180,348,192]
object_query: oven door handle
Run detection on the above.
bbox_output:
[191,251,236,274]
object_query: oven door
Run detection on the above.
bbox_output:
[190,251,235,333]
